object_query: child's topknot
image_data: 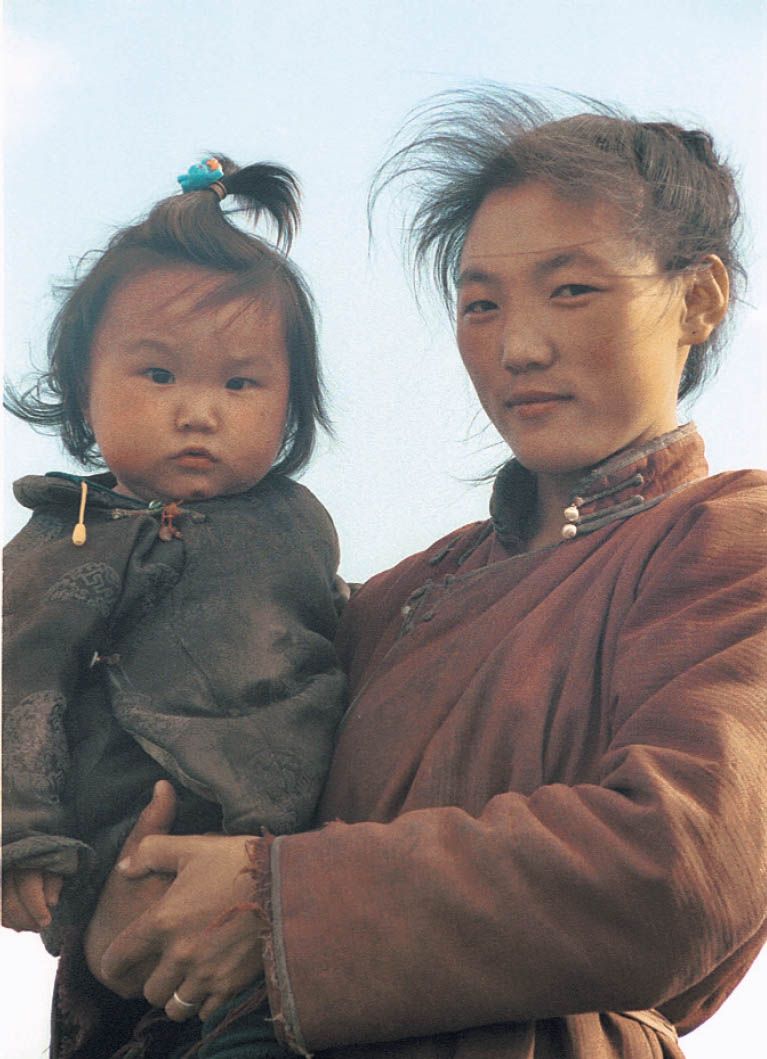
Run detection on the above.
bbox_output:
[6,156,329,477]
[146,154,301,265]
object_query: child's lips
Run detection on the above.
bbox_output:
[172,448,218,468]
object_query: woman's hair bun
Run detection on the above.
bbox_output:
[677,128,719,168]
[643,123,719,169]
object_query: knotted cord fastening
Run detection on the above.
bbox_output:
[561,472,646,540]
[71,481,88,546]
[158,501,185,541]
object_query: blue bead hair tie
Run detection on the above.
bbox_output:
[177,157,226,193]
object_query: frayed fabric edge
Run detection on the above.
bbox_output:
[246,834,313,1058]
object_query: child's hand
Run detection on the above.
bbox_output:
[2,868,63,931]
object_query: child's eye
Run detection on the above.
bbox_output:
[145,368,175,384]
[462,299,498,315]
[552,284,598,299]
[225,377,259,391]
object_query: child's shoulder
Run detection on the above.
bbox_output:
[237,474,336,525]
[213,475,339,562]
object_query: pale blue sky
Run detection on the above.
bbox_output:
[3,2,765,1055]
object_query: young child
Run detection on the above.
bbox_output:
[2,156,347,1057]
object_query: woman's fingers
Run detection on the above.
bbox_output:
[118,781,178,868]
[165,988,205,1022]
[118,834,195,880]
[100,908,163,984]
[85,870,172,995]
[197,993,227,1022]
[84,782,178,992]
[143,958,189,1010]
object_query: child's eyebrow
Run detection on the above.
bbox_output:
[123,340,281,366]
[224,349,283,367]
[125,338,174,355]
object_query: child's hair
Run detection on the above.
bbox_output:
[6,155,329,476]
[371,86,745,400]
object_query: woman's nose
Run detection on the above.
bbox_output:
[174,392,218,431]
[500,315,555,373]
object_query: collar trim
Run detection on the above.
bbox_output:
[491,423,707,548]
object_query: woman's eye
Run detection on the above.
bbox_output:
[462,299,498,315]
[225,377,258,391]
[552,283,597,299]
[145,368,174,384]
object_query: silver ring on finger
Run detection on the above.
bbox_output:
[166,989,202,1020]
[171,990,199,1010]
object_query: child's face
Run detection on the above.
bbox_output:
[86,266,290,501]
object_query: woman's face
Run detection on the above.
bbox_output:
[456,182,692,478]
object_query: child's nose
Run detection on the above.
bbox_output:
[174,392,218,431]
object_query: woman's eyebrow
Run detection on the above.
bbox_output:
[456,266,496,288]
[532,248,605,277]
[458,245,608,287]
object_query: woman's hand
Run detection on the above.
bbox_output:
[85,780,177,996]
[100,830,267,1022]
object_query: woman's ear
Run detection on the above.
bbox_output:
[680,254,729,346]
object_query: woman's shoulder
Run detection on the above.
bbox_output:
[695,466,767,494]
[649,467,767,543]
[617,467,767,609]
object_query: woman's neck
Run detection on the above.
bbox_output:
[522,471,582,552]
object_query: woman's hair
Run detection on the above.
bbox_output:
[6,155,329,476]
[371,86,745,400]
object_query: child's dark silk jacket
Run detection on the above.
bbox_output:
[2,471,346,953]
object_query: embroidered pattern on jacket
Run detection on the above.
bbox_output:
[42,561,122,616]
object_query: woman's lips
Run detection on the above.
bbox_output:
[505,393,572,419]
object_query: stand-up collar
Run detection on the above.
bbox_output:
[490,423,708,550]
[13,471,130,511]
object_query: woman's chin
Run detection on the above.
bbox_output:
[512,449,599,480]
[510,434,644,480]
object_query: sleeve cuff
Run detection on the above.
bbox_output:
[249,834,312,1057]
[2,835,94,875]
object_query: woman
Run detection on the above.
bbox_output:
[78,88,766,1058]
